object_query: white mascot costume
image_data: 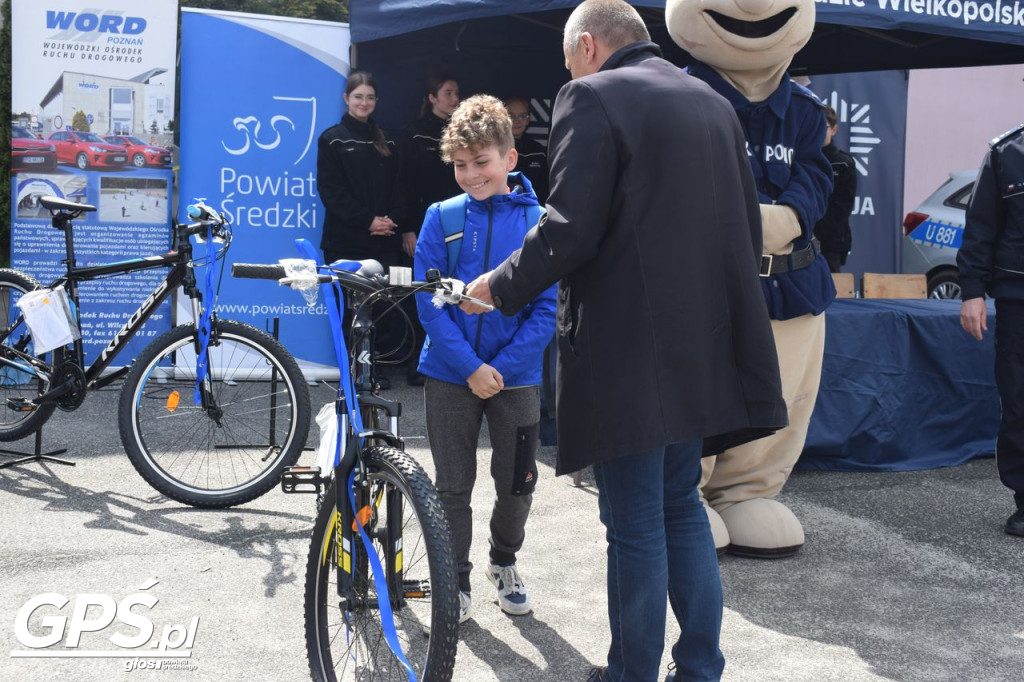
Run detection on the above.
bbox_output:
[666,0,837,558]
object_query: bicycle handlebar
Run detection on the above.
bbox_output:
[231,261,494,311]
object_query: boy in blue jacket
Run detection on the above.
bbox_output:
[413,95,556,623]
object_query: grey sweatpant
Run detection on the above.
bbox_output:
[424,377,540,588]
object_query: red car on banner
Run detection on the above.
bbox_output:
[47,130,127,170]
[103,135,173,168]
[12,125,57,172]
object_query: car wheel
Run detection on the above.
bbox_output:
[133,154,146,168]
[76,153,89,170]
[928,270,961,300]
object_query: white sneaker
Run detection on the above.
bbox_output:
[486,562,532,615]
[422,590,471,636]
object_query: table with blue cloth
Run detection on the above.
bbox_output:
[799,298,999,471]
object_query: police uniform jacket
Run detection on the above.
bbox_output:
[814,143,858,263]
[316,114,404,259]
[958,124,1024,302]
[399,113,462,235]
[488,42,788,475]
[689,62,836,321]
[514,135,549,204]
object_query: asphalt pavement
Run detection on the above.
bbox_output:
[1,376,1023,682]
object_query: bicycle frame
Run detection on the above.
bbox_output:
[0,208,207,393]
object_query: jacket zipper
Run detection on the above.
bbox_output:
[474,201,495,353]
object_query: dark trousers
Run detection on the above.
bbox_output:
[593,440,724,682]
[995,299,1024,510]
[424,378,539,590]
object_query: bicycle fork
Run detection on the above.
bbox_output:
[333,469,415,613]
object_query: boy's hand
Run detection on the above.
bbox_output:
[402,231,417,258]
[461,274,494,314]
[467,364,503,399]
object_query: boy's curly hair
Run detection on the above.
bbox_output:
[441,95,515,163]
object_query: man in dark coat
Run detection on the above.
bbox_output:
[462,2,786,680]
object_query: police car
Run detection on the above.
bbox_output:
[901,169,977,299]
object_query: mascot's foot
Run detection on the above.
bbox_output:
[718,498,804,559]
[702,500,730,557]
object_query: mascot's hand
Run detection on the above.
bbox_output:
[760,204,802,255]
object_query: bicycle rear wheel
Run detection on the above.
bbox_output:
[118,319,311,507]
[306,446,459,682]
[0,269,60,441]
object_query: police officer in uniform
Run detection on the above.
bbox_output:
[958,122,1024,537]
[814,105,858,273]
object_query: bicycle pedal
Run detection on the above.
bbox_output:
[6,398,37,412]
[281,466,324,494]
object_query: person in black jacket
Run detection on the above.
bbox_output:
[317,71,407,382]
[506,97,549,204]
[462,2,786,680]
[318,71,406,263]
[814,106,858,272]
[399,72,462,385]
[400,72,462,237]
[958,122,1024,538]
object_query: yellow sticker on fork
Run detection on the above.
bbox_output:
[165,390,180,412]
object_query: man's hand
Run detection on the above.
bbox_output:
[460,273,494,314]
[402,231,417,258]
[960,297,988,341]
[467,364,503,399]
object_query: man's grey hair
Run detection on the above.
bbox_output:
[563,0,651,55]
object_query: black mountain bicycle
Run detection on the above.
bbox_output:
[232,254,484,681]
[0,195,310,507]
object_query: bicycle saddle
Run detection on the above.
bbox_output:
[39,195,97,213]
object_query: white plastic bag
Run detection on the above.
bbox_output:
[280,258,320,307]
[15,288,80,354]
[315,402,346,479]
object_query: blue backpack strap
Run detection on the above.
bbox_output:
[437,194,469,277]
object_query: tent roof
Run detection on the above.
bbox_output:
[351,0,1024,73]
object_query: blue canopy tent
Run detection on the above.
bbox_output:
[351,1,1024,132]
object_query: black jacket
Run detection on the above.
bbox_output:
[316,114,404,258]
[814,143,857,261]
[514,135,549,204]
[488,42,788,474]
[958,123,1024,301]
[399,113,462,234]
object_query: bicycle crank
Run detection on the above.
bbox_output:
[54,362,87,411]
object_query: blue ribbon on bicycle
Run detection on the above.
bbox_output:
[193,220,216,405]
[293,239,416,680]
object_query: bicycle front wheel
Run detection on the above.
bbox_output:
[306,446,459,682]
[0,269,61,441]
[118,319,311,507]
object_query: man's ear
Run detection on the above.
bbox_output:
[580,32,596,64]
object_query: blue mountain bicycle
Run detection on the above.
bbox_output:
[232,250,485,681]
